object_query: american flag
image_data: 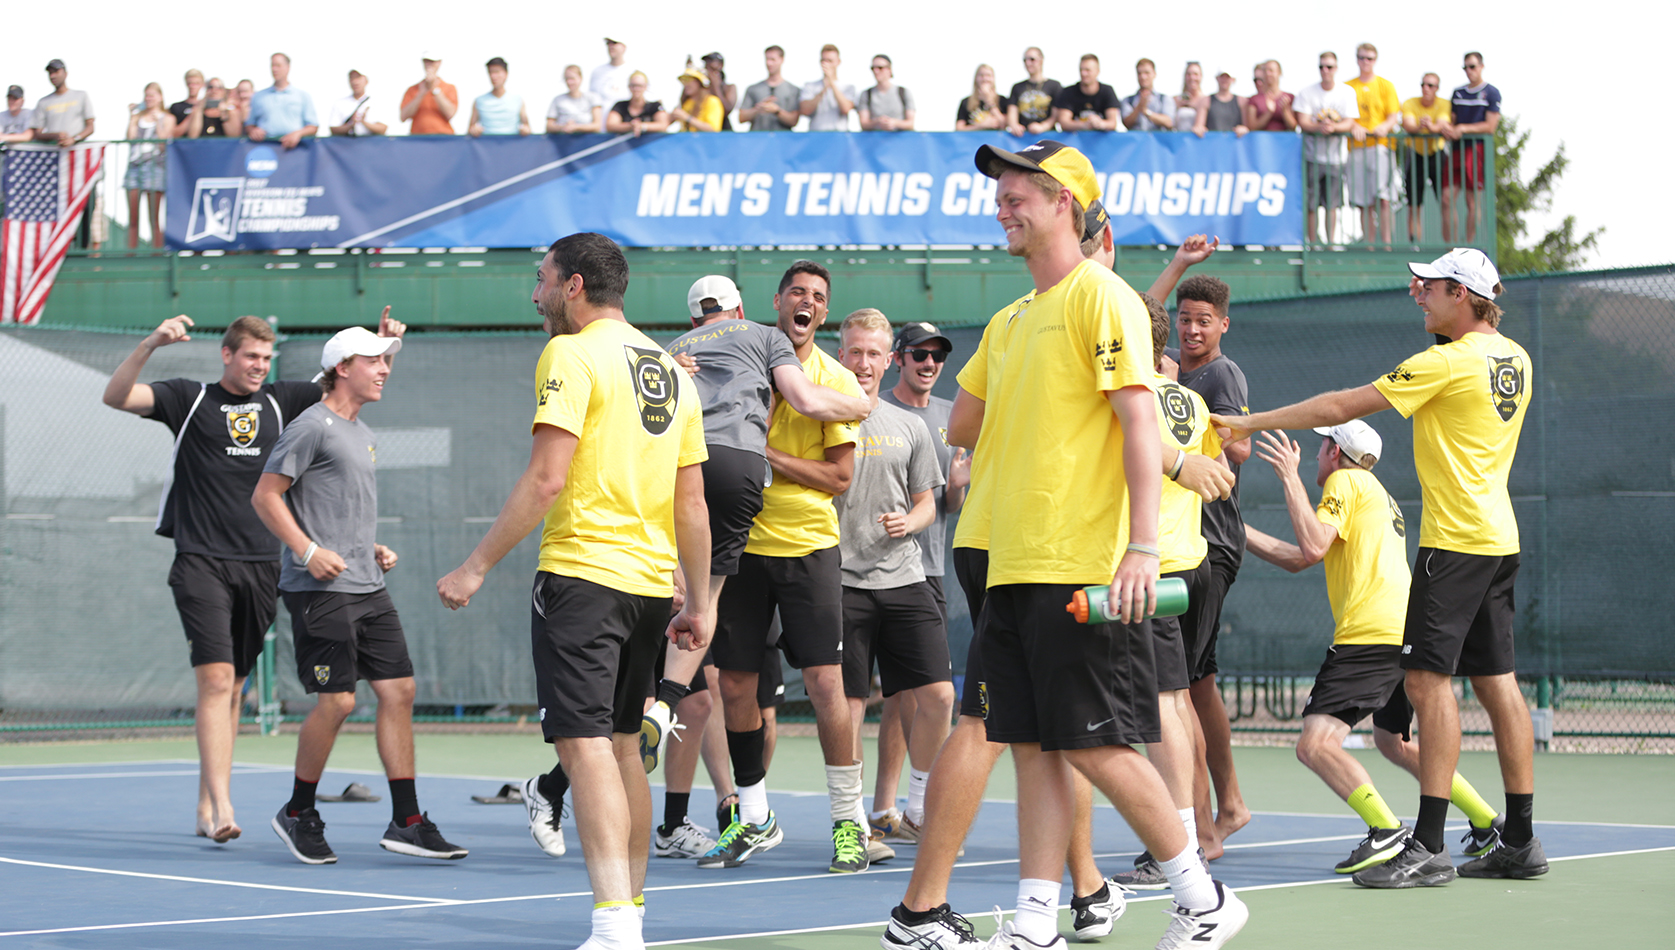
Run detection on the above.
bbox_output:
[1,143,105,325]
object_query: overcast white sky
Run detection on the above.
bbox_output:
[7,1,1662,270]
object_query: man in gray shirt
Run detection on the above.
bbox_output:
[31,60,95,146]
[833,309,953,846]
[739,45,801,131]
[253,327,467,867]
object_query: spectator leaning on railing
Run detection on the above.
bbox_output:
[1007,46,1061,137]
[168,69,204,138]
[400,52,458,135]
[858,54,915,131]
[605,71,669,136]
[739,45,800,132]
[801,44,857,131]
[547,65,602,134]
[955,64,1007,131]
[670,68,722,133]
[188,78,243,139]
[469,58,530,136]
[1245,59,1295,132]
[1193,70,1248,137]
[246,53,317,150]
[1121,58,1176,131]
[123,82,174,250]
[1173,61,1204,135]
[591,38,635,110]
[1053,54,1120,131]
[234,79,255,125]
[328,70,386,138]
[1,86,33,142]
[1347,43,1402,247]
[1442,51,1500,244]
[31,59,95,147]
[1400,73,1452,243]
[701,53,737,131]
[1293,51,1359,245]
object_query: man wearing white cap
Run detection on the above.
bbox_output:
[1243,420,1504,877]
[1215,247,1544,888]
[253,325,467,866]
[400,51,458,135]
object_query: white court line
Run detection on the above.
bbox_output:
[0,856,450,903]
[0,767,286,783]
[0,758,200,770]
[0,902,455,938]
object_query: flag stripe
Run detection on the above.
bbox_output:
[2,143,104,324]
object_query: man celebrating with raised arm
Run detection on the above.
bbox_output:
[437,233,712,950]
[1214,247,1543,888]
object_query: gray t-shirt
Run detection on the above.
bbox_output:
[30,89,94,134]
[859,85,915,125]
[1166,348,1249,567]
[880,389,953,577]
[741,80,801,131]
[836,400,944,589]
[666,319,801,455]
[265,402,384,593]
[1,108,33,135]
[1120,89,1177,131]
[801,79,858,131]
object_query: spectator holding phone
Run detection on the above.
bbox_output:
[124,82,174,249]
[188,78,243,138]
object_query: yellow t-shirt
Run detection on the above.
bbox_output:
[1371,331,1530,555]
[950,289,1035,553]
[1400,96,1452,155]
[679,94,725,132]
[745,344,863,558]
[1153,374,1221,574]
[955,260,1155,586]
[531,320,708,596]
[1315,467,1408,645]
[1347,76,1401,150]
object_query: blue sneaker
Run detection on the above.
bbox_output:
[696,808,783,868]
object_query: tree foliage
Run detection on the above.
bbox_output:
[1495,116,1603,274]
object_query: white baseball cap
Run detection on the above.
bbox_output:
[1408,247,1501,300]
[688,275,742,320]
[1313,420,1382,467]
[315,326,401,380]
[420,50,443,62]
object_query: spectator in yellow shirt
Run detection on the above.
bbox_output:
[670,68,723,132]
[1346,43,1401,248]
[1400,74,1454,243]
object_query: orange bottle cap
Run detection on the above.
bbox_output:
[1066,589,1091,623]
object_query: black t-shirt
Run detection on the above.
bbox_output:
[168,99,195,129]
[148,378,321,560]
[611,99,664,122]
[1051,83,1120,122]
[170,97,230,137]
[955,95,1009,127]
[1008,79,1062,125]
[1164,350,1250,566]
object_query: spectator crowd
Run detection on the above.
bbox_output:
[5,42,1501,247]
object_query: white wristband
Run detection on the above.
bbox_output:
[301,542,318,566]
[1167,449,1186,481]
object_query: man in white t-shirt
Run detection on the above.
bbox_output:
[800,44,856,131]
[327,70,387,137]
[1293,51,1360,245]
[590,38,635,111]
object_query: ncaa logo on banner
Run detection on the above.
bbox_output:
[185,176,245,244]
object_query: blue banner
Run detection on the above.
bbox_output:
[165,132,1302,251]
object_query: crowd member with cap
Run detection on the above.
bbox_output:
[187,77,244,139]
[606,72,669,136]
[1,85,32,142]
[948,139,1245,949]
[31,59,95,146]
[591,38,635,109]
[739,46,801,131]
[1191,69,1248,137]
[1215,247,1544,889]
[1243,420,1506,877]
[247,53,317,150]
[700,53,737,131]
[328,70,386,137]
[670,68,723,133]
[253,324,466,866]
[399,51,458,135]
[469,57,531,136]
[548,65,603,133]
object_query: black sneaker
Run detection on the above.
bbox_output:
[1458,836,1548,879]
[1335,825,1411,874]
[1460,814,1505,857]
[1351,836,1456,888]
[1108,850,1169,890]
[379,813,469,860]
[696,808,783,869]
[880,902,979,948]
[1069,880,1127,940]
[271,806,336,865]
[829,818,869,873]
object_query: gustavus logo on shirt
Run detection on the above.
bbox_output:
[1385,365,1414,383]
[223,403,262,455]
[313,665,331,685]
[1388,495,1406,538]
[1156,382,1197,445]
[1487,355,1525,422]
[1093,336,1123,371]
[624,345,677,435]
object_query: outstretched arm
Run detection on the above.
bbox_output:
[1243,523,1312,573]
[103,315,195,415]
[1213,384,1391,446]
[772,364,872,422]
[1147,235,1220,304]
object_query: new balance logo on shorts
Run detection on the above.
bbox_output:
[1401,645,1413,654]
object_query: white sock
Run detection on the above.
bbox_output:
[869,807,895,821]
[1158,844,1218,911]
[907,768,930,824]
[1014,878,1061,944]
[1179,807,1198,848]
[826,763,863,825]
[737,780,769,826]
[587,903,642,949]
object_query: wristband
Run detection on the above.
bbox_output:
[301,542,318,566]
[1167,449,1186,481]
[1125,543,1160,559]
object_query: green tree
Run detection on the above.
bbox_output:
[1495,116,1603,274]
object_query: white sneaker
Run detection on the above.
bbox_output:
[1155,881,1248,950]
[867,828,898,864]
[881,903,980,949]
[639,702,681,774]
[655,816,717,858]
[1071,879,1129,940]
[521,775,567,857]
[985,919,1067,950]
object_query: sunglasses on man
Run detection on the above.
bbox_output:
[902,348,948,364]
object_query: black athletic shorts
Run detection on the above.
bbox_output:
[1401,548,1519,677]
[1403,150,1444,206]
[759,616,786,708]
[1176,555,1223,682]
[703,446,768,577]
[1304,643,1407,731]
[282,588,413,693]
[170,553,281,677]
[926,574,947,626]
[980,583,1160,751]
[1153,568,1197,693]
[651,641,709,694]
[952,547,990,719]
[841,582,952,698]
[711,546,843,672]
[532,572,671,740]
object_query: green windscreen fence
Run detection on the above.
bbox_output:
[3,264,1672,747]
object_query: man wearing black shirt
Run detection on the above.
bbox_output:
[103,310,403,844]
[1053,54,1121,132]
[168,69,204,138]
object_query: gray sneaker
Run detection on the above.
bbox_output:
[1459,814,1505,857]
[1108,850,1169,890]
[1458,836,1548,879]
[1351,836,1456,888]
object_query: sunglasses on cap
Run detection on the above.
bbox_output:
[903,348,948,363]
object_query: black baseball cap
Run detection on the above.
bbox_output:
[1083,199,1110,243]
[702,52,725,64]
[46,59,67,72]
[6,85,22,100]
[893,322,953,353]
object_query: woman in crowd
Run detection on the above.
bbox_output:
[547,65,602,133]
[668,68,722,132]
[124,82,174,249]
[606,71,670,136]
[954,64,1008,131]
[1173,61,1204,134]
[1191,69,1250,137]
